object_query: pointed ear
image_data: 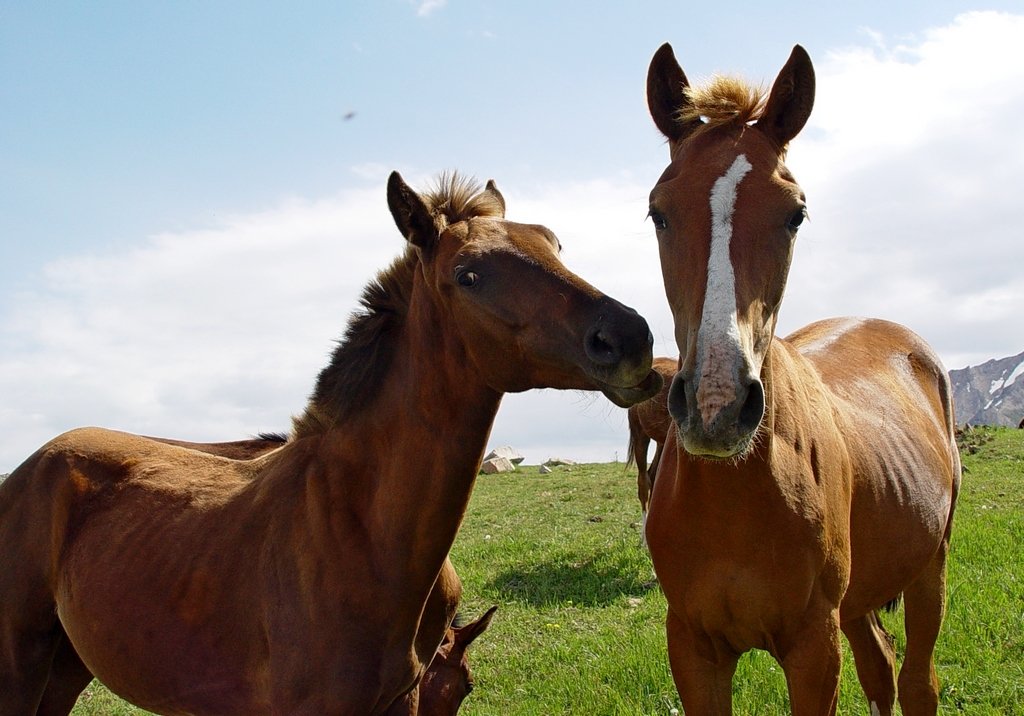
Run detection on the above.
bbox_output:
[757,45,815,148]
[453,605,497,650]
[647,43,701,144]
[387,171,439,249]
[484,180,506,218]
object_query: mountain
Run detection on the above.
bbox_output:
[949,350,1024,428]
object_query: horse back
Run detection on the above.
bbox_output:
[786,317,957,468]
[785,317,961,614]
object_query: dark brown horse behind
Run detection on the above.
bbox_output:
[625,356,677,520]
[0,171,659,715]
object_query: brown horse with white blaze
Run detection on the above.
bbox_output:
[0,171,659,715]
[644,44,960,715]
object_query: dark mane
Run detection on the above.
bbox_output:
[292,249,418,437]
[292,172,500,437]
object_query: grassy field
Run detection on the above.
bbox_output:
[70,426,1023,714]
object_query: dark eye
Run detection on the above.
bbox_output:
[787,207,807,232]
[648,209,668,232]
[456,269,479,287]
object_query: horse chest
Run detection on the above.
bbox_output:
[647,453,845,651]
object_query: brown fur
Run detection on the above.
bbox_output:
[31,435,482,715]
[0,170,658,715]
[646,44,959,715]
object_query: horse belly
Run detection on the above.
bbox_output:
[54,528,267,713]
[842,482,952,617]
[837,420,957,618]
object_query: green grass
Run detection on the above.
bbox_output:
[70,427,1024,714]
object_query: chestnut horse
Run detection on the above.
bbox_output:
[626,356,677,518]
[644,45,960,715]
[29,433,490,715]
[0,171,659,715]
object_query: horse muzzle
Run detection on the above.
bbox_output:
[583,299,660,407]
[667,369,764,458]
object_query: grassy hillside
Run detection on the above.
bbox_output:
[70,427,1023,714]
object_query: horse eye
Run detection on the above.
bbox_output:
[456,269,479,288]
[648,210,668,232]
[787,207,807,232]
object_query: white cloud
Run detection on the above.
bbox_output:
[781,10,1024,370]
[0,185,400,470]
[414,0,446,18]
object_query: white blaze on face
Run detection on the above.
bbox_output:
[695,154,752,428]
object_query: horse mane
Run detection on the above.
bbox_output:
[421,171,504,229]
[678,75,767,136]
[292,173,498,437]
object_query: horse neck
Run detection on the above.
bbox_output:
[312,284,502,586]
[756,339,838,463]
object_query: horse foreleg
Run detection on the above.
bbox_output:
[897,541,949,716]
[842,612,896,715]
[36,631,94,716]
[633,436,651,515]
[0,574,62,713]
[665,609,737,715]
[779,609,842,716]
[0,617,60,715]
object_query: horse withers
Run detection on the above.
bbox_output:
[0,171,659,715]
[644,44,960,715]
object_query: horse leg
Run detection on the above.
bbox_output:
[633,433,651,515]
[0,608,61,714]
[897,541,949,716]
[0,480,64,712]
[36,631,94,716]
[665,609,737,715]
[841,612,896,715]
[648,442,664,499]
[779,609,842,716]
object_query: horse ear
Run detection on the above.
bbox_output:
[453,605,497,650]
[647,43,700,144]
[757,45,815,148]
[387,171,438,249]
[484,180,506,218]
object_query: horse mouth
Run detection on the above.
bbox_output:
[599,369,663,408]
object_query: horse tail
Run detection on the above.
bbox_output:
[626,430,636,470]
[625,408,641,470]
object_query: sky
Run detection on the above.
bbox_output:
[2,2,1023,471]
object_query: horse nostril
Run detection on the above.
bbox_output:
[738,379,765,433]
[585,325,620,366]
[667,373,689,426]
